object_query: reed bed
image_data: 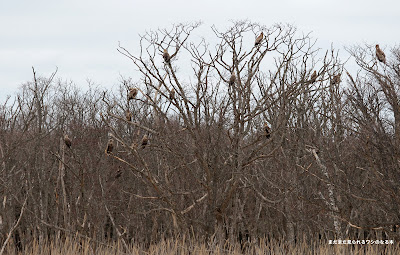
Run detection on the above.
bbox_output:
[2,236,399,255]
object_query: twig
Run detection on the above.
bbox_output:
[181,193,208,215]
[99,176,129,251]
[0,196,28,255]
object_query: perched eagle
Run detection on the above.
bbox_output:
[141,134,148,149]
[310,70,317,84]
[64,134,72,148]
[229,73,236,86]
[106,139,114,154]
[163,49,171,63]
[264,123,271,139]
[255,32,264,46]
[125,111,132,121]
[127,88,138,101]
[170,88,175,100]
[375,44,386,64]
[331,73,341,85]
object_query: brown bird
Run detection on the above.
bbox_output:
[255,32,264,46]
[310,70,317,83]
[125,111,132,121]
[127,88,138,101]
[263,123,271,139]
[375,44,386,64]
[64,134,72,148]
[169,88,175,100]
[141,134,148,149]
[331,73,341,85]
[229,73,236,86]
[106,139,114,154]
[163,49,171,63]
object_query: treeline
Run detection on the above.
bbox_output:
[1,21,400,251]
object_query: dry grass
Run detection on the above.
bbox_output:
[2,236,399,255]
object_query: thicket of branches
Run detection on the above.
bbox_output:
[1,21,400,251]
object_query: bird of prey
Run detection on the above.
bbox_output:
[331,73,341,85]
[229,73,236,86]
[163,49,171,63]
[64,134,72,148]
[255,32,264,46]
[375,44,386,64]
[141,134,148,149]
[125,111,132,121]
[127,88,138,101]
[170,88,175,100]
[106,139,114,154]
[264,123,271,139]
[310,70,317,83]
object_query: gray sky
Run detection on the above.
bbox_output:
[1,0,399,101]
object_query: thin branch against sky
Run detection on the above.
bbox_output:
[0,0,398,100]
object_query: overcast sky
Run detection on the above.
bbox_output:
[0,0,399,101]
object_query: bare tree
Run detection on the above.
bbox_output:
[103,21,345,244]
[2,22,400,252]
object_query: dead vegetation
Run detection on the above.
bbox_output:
[1,21,399,253]
[2,236,399,255]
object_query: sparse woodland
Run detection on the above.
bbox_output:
[1,21,400,253]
